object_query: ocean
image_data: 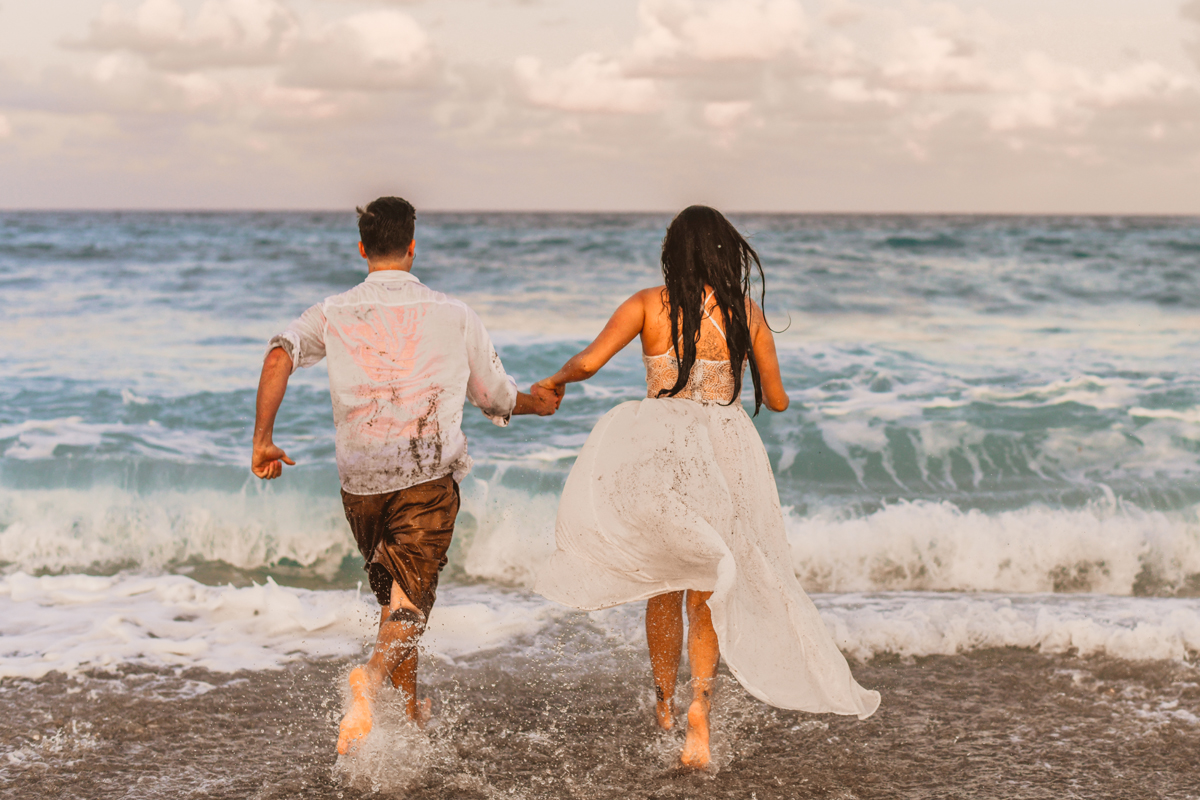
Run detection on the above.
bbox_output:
[3,211,1199,798]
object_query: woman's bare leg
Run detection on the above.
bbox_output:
[680,589,718,768]
[645,591,684,729]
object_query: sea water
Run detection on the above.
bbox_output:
[3,212,1200,798]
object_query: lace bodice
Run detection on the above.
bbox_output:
[644,352,741,404]
[644,289,745,404]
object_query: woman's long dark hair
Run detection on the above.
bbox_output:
[657,205,768,415]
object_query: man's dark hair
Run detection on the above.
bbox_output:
[356,196,416,258]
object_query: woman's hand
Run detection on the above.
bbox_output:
[533,377,565,407]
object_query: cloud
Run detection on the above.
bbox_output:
[83,51,229,112]
[879,26,995,93]
[259,84,340,119]
[702,99,751,127]
[515,53,660,114]
[632,0,807,66]
[827,77,900,106]
[71,1,438,94]
[70,0,298,70]
[989,54,1191,132]
[279,10,437,91]
[510,0,807,116]
[1181,0,1200,66]
[0,114,11,139]
[701,99,758,146]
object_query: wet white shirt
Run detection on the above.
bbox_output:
[267,270,517,495]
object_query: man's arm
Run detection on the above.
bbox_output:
[252,347,297,479]
[463,307,560,422]
[513,389,558,416]
[252,303,327,478]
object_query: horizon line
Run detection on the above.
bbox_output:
[1,207,1198,218]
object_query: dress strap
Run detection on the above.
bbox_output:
[701,291,727,342]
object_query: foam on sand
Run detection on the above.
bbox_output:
[820,592,1200,663]
[0,573,552,679]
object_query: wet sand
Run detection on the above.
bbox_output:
[5,632,1199,800]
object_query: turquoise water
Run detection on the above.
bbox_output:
[3,212,1200,595]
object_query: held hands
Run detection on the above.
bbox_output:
[526,379,564,416]
[532,379,565,416]
[251,442,295,479]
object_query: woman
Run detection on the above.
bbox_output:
[534,206,879,768]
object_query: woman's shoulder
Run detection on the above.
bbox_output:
[634,285,667,301]
[629,286,668,315]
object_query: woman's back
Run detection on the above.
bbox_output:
[642,286,743,404]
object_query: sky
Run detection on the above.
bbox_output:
[0,0,1198,212]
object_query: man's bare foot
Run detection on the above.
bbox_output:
[655,695,675,730]
[337,667,373,755]
[679,697,711,768]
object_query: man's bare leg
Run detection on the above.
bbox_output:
[337,580,425,754]
[389,649,432,724]
[680,590,718,768]
[646,592,684,729]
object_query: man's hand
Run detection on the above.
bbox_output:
[513,386,558,416]
[531,380,563,415]
[533,379,565,409]
[252,442,295,479]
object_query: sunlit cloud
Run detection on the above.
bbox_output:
[279,10,438,91]
[631,0,809,67]
[69,0,299,70]
[0,0,1198,211]
[514,53,660,114]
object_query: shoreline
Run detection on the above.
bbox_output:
[5,646,1199,799]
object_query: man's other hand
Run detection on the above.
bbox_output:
[252,442,295,479]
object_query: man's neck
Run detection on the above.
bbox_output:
[367,260,413,273]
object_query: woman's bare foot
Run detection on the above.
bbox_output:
[337,666,374,755]
[679,696,711,768]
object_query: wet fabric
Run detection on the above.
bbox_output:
[341,474,461,613]
[536,316,880,719]
[268,270,517,495]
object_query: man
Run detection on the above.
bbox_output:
[250,196,558,755]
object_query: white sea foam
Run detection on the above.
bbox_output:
[790,366,1200,488]
[0,416,238,462]
[786,499,1200,595]
[6,484,1200,599]
[0,573,553,679]
[0,487,357,577]
[460,482,558,588]
[819,592,1200,663]
[465,490,1200,599]
[5,570,1199,684]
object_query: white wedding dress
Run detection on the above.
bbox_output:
[536,306,880,719]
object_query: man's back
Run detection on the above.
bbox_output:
[271,270,516,495]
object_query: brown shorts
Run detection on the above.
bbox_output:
[341,474,460,615]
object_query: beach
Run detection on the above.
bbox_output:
[7,615,1199,798]
[3,211,1200,797]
